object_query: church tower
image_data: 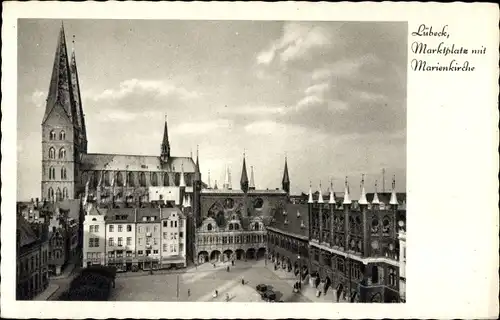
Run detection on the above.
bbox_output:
[41,24,85,201]
[192,146,202,223]
[160,115,171,162]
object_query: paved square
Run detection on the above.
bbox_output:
[109,261,311,302]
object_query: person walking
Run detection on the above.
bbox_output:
[187,289,191,298]
[226,293,230,302]
[241,277,245,285]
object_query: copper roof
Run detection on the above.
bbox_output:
[80,153,196,172]
[269,203,309,239]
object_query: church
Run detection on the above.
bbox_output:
[40,24,197,207]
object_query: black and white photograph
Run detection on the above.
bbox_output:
[2,2,498,319]
[15,18,407,304]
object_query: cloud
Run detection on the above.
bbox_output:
[31,90,46,108]
[244,120,309,137]
[88,79,200,102]
[256,22,332,66]
[304,82,330,96]
[171,119,233,135]
[221,105,286,116]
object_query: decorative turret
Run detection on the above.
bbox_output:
[228,167,232,190]
[282,156,290,194]
[214,180,218,190]
[249,166,256,190]
[389,175,398,208]
[179,164,186,188]
[343,176,351,205]
[207,169,212,189]
[358,174,368,206]
[317,181,324,203]
[195,145,200,173]
[160,115,171,162]
[308,182,314,204]
[372,180,380,208]
[328,180,335,204]
[240,152,249,193]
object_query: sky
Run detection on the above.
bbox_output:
[17,19,407,201]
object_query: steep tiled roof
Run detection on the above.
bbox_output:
[201,189,287,195]
[17,215,37,247]
[57,199,81,220]
[136,207,161,222]
[160,207,184,220]
[269,203,309,239]
[80,153,196,172]
[105,208,137,223]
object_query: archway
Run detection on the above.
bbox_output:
[210,250,221,262]
[235,249,245,260]
[246,248,256,260]
[198,251,209,264]
[223,249,233,262]
[257,247,266,260]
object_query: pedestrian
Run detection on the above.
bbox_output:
[226,293,230,302]
[187,289,191,298]
[226,266,230,272]
[232,260,234,266]
[241,277,244,285]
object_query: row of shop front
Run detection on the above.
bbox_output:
[84,256,186,272]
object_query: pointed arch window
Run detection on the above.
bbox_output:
[49,167,56,180]
[151,172,158,186]
[49,130,56,140]
[56,188,62,201]
[127,172,135,187]
[58,148,66,159]
[116,172,124,187]
[104,171,110,187]
[62,187,69,199]
[48,188,54,201]
[61,167,67,180]
[139,172,147,187]
[49,147,56,159]
[59,131,66,140]
[163,173,169,186]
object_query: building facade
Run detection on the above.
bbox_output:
[83,204,106,267]
[160,207,187,268]
[16,215,50,300]
[136,208,161,270]
[306,177,406,303]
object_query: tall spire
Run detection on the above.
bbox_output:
[223,165,229,190]
[214,180,218,190]
[372,180,380,205]
[343,176,351,205]
[42,23,75,124]
[69,34,88,153]
[389,175,398,206]
[249,166,256,190]
[195,145,200,173]
[282,156,290,193]
[308,181,314,204]
[240,152,249,193]
[359,174,368,205]
[329,179,335,204]
[318,181,324,203]
[179,163,186,187]
[228,167,232,190]
[161,114,170,161]
[207,170,212,189]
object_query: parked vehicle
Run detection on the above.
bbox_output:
[256,284,268,293]
[261,290,277,302]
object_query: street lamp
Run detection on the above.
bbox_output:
[298,255,301,291]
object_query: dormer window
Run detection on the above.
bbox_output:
[284,219,289,225]
[300,221,305,228]
[297,210,301,217]
[283,210,287,216]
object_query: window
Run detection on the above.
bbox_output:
[153,249,158,254]
[49,167,56,180]
[235,224,240,230]
[48,187,54,200]
[90,225,94,232]
[371,266,379,284]
[59,130,65,140]
[163,232,168,239]
[154,238,158,245]
[108,252,114,258]
[175,221,178,228]
[89,238,94,247]
[118,225,123,232]
[59,148,66,159]
[151,172,158,186]
[223,236,228,244]
[95,225,99,232]
[154,225,158,232]
[139,172,146,187]
[138,250,143,255]
[163,221,168,227]
[62,187,68,199]
[94,238,99,247]
[142,217,147,222]
[127,225,132,232]
[126,237,132,246]
[179,220,184,228]
[146,249,151,255]
[389,268,397,286]
[170,221,173,228]
[207,223,212,231]
[50,130,56,140]
[163,244,168,252]
[118,237,123,246]
[56,188,62,201]
[179,232,184,238]
[109,225,114,232]
[138,226,143,233]
[138,238,142,245]
[49,147,56,159]
[146,226,151,233]
[126,251,132,257]
[255,222,260,230]
[179,245,184,253]
[108,238,114,246]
